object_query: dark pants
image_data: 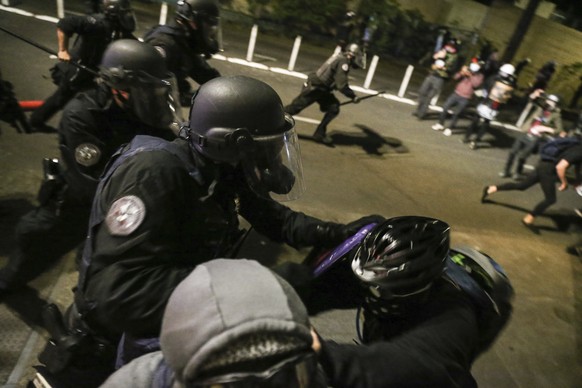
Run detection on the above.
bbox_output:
[285,83,340,136]
[30,63,95,128]
[416,74,445,119]
[464,114,491,142]
[503,134,539,175]
[438,93,469,129]
[0,182,91,290]
[496,161,557,216]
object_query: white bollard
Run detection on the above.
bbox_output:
[159,2,168,26]
[246,24,258,62]
[398,65,414,98]
[288,35,302,71]
[363,55,379,89]
[56,0,64,18]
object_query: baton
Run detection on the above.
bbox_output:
[340,90,386,106]
[0,25,99,76]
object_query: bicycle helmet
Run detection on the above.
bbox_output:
[351,216,450,316]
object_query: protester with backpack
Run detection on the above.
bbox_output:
[499,91,563,181]
[481,134,582,228]
[298,216,513,387]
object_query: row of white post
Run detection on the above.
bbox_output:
[53,1,419,99]
[244,23,419,99]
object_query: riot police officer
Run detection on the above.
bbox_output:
[0,40,179,294]
[43,76,380,382]
[143,0,221,106]
[29,0,137,132]
[284,43,363,145]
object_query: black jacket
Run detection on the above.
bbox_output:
[143,24,220,91]
[57,13,135,69]
[58,84,175,202]
[76,136,344,338]
[303,262,480,387]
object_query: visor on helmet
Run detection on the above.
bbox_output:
[102,67,182,128]
[345,44,364,69]
[200,17,222,54]
[117,10,137,32]
[239,116,305,202]
[190,352,317,388]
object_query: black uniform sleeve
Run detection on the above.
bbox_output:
[187,54,221,85]
[82,151,206,337]
[318,282,479,388]
[58,97,108,179]
[57,14,101,36]
[237,187,345,249]
[334,58,356,99]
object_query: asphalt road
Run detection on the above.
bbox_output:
[1,2,582,387]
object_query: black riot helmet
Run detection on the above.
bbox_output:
[102,0,136,32]
[175,0,221,55]
[344,43,364,69]
[184,76,305,201]
[351,216,450,317]
[99,39,181,128]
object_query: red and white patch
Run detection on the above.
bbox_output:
[105,195,146,236]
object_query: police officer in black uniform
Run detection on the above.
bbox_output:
[51,77,380,378]
[284,43,363,145]
[29,0,137,132]
[0,40,178,294]
[143,0,221,107]
[302,216,513,387]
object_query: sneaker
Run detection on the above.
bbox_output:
[469,141,477,150]
[498,171,510,178]
[313,133,333,145]
[575,208,582,218]
[443,128,452,136]
[432,123,444,131]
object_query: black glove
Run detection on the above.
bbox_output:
[315,214,386,247]
[341,214,385,240]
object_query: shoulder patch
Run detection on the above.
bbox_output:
[75,143,102,167]
[342,63,349,72]
[105,195,146,236]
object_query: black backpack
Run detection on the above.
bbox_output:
[539,137,581,162]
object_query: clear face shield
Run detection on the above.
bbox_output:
[118,9,136,32]
[189,352,318,388]
[201,15,222,54]
[239,117,305,202]
[122,71,183,129]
